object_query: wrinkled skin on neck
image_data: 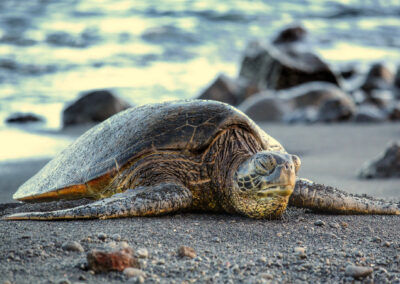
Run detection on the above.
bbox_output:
[223,151,300,219]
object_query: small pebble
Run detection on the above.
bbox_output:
[384,241,391,247]
[128,276,145,284]
[314,220,325,226]
[57,279,71,284]
[123,267,146,278]
[61,241,84,253]
[111,234,121,241]
[294,247,307,259]
[137,248,149,258]
[341,222,348,228]
[178,246,196,259]
[345,265,373,279]
[372,236,382,243]
[259,273,274,280]
[97,232,107,241]
[329,222,340,229]
[212,237,221,243]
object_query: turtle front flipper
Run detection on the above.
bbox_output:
[3,184,193,220]
[289,178,399,215]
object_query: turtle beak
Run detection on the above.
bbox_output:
[257,162,296,197]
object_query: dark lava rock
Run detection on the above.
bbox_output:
[238,41,339,91]
[197,74,240,105]
[240,82,354,123]
[63,90,130,127]
[87,247,139,273]
[395,65,400,89]
[5,112,44,124]
[361,63,394,94]
[340,66,357,79]
[359,142,400,179]
[316,97,355,122]
[388,102,400,121]
[352,104,387,123]
[239,92,291,122]
[272,25,307,44]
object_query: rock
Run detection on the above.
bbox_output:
[197,74,240,106]
[239,92,291,122]
[294,247,307,259]
[97,232,107,241]
[316,97,355,122]
[340,66,357,79]
[389,102,400,120]
[62,90,130,127]
[345,265,373,279]
[273,25,306,44]
[61,241,84,252]
[136,248,148,259]
[86,247,140,273]
[178,246,196,259]
[352,104,387,123]
[240,82,354,123]
[111,234,121,241]
[57,279,71,284]
[238,41,339,91]
[314,220,325,226]
[212,236,221,243]
[258,272,274,280]
[5,112,43,124]
[361,63,394,94]
[367,89,396,108]
[394,65,400,90]
[359,142,400,178]
[123,267,146,278]
[329,222,340,229]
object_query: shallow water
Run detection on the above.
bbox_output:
[0,0,399,160]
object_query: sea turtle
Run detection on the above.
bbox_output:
[4,100,399,220]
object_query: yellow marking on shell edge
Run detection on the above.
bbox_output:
[17,184,88,201]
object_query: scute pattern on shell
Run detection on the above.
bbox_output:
[14,100,285,200]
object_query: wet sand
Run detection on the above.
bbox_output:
[0,123,399,283]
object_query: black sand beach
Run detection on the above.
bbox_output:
[1,123,399,283]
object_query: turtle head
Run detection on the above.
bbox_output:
[229,151,300,219]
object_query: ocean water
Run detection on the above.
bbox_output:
[0,0,399,133]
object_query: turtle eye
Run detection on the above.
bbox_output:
[255,155,276,175]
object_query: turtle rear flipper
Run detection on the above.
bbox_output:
[290,178,399,215]
[3,184,193,220]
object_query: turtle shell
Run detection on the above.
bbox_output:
[13,100,285,201]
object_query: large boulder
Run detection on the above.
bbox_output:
[197,74,240,106]
[63,90,131,127]
[239,92,291,122]
[361,63,394,94]
[359,142,400,179]
[272,25,307,45]
[352,104,387,123]
[238,41,340,91]
[239,82,355,123]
